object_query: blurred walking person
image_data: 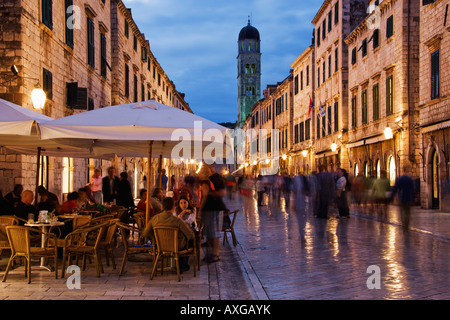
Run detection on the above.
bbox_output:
[256,175,266,207]
[335,168,350,219]
[198,164,227,264]
[283,173,292,211]
[308,172,319,215]
[316,165,335,219]
[293,173,308,245]
[390,174,415,231]
[372,170,390,220]
[293,174,308,214]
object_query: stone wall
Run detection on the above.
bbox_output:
[0,0,191,201]
[418,0,450,209]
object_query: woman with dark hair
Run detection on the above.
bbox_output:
[176,195,198,231]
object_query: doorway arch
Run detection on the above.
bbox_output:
[388,155,396,186]
[431,149,440,209]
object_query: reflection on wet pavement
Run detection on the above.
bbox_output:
[224,193,450,300]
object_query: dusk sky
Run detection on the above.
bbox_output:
[123,0,325,124]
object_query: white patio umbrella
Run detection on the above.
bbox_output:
[0,98,109,157]
[0,97,51,136]
[0,98,104,204]
[40,99,232,222]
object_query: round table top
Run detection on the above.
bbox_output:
[57,214,82,219]
[25,221,64,227]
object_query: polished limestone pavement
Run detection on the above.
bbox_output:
[224,192,450,300]
[1,191,449,300]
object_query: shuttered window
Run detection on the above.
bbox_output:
[334,101,339,132]
[65,0,73,48]
[373,84,379,121]
[87,18,95,68]
[100,34,107,78]
[42,0,53,30]
[386,15,394,39]
[43,68,52,100]
[362,90,367,125]
[125,64,129,98]
[386,75,394,115]
[352,95,357,128]
[431,50,440,100]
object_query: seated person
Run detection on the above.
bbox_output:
[0,189,14,215]
[60,192,79,214]
[37,190,58,213]
[5,184,23,209]
[76,187,90,211]
[143,197,194,273]
[137,189,148,211]
[38,185,60,212]
[175,195,198,231]
[13,190,37,225]
[149,187,164,215]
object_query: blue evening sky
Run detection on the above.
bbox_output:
[123,0,325,124]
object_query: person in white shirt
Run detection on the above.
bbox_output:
[90,168,102,204]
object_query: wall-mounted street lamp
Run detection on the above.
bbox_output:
[10,65,46,110]
[302,150,308,158]
[384,119,403,140]
[331,142,338,152]
[384,125,393,139]
[282,154,287,161]
[30,84,46,110]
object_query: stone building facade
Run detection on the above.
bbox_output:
[0,0,191,202]
[291,46,316,174]
[271,75,294,174]
[344,0,421,187]
[418,0,450,209]
[0,0,112,198]
[238,0,449,211]
[312,0,367,172]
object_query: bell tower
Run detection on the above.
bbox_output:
[237,18,261,128]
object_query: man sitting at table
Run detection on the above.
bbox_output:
[143,197,194,273]
[5,184,23,209]
[14,190,37,225]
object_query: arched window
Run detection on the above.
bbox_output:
[251,64,256,74]
[364,162,369,178]
[248,42,252,51]
[388,155,396,186]
[245,64,250,74]
[62,157,73,195]
[354,163,359,177]
[376,159,381,179]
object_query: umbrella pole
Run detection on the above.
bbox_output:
[34,147,41,207]
[146,141,153,224]
[158,154,162,188]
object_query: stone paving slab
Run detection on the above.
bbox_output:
[1,193,449,302]
[0,231,254,301]
[223,194,450,300]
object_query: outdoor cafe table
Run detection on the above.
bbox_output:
[24,221,64,271]
[57,214,82,219]
[79,210,102,217]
